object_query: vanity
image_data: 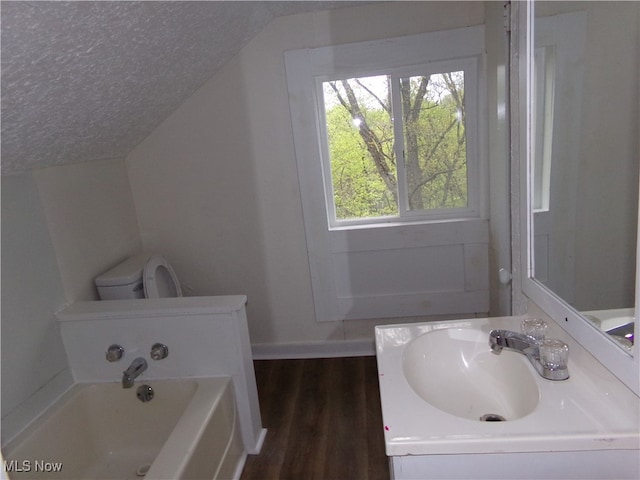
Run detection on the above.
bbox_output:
[375,1,640,478]
[376,315,639,479]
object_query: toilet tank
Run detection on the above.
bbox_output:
[95,253,150,300]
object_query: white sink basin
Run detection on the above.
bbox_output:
[376,316,640,457]
[402,328,540,421]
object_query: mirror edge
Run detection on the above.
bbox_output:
[514,0,639,396]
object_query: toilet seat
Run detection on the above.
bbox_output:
[143,255,182,298]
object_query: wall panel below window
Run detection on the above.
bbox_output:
[322,219,489,322]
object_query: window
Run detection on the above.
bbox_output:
[285,26,489,322]
[532,46,555,213]
[318,58,480,228]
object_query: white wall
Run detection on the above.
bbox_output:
[1,173,72,443]
[1,159,142,442]
[127,2,490,349]
[34,159,143,302]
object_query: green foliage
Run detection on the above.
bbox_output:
[324,73,467,222]
[325,102,397,220]
[405,87,467,210]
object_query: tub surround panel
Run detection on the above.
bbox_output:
[56,296,265,455]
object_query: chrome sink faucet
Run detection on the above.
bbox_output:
[122,357,148,388]
[489,329,570,381]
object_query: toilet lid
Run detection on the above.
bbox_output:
[143,255,182,298]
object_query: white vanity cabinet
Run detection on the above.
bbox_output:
[375,316,639,480]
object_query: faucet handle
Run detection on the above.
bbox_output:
[521,317,547,345]
[106,344,124,362]
[540,339,569,371]
[150,343,169,360]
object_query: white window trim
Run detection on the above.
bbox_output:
[287,26,487,232]
[285,26,488,323]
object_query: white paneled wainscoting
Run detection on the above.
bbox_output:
[310,219,490,323]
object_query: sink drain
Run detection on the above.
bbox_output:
[480,413,506,422]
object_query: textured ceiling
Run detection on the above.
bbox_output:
[1,1,372,175]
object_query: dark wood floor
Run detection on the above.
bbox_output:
[240,356,390,480]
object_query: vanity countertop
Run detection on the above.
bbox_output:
[375,315,640,456]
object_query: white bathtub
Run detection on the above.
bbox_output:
[2,377,245,480]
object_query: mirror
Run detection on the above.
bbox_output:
[531,1,639,350]
[516,0,639,395]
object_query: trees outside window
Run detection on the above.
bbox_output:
[321,68,470,225]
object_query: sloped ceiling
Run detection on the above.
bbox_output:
[1,1,373,175]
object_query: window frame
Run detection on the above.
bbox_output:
[284,26,489,323]
[532,45,556,213]
[316,57,481,229]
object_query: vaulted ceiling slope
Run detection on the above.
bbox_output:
[1,1,371,175]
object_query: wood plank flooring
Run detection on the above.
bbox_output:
[240,356,390,480]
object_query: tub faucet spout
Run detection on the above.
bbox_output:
[122,357,147,388]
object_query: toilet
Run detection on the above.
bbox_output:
[95,253,182,300]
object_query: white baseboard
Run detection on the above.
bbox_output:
[251,339,376,360]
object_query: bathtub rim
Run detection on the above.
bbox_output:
[2,376,248,480]
[2,375,226,447]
